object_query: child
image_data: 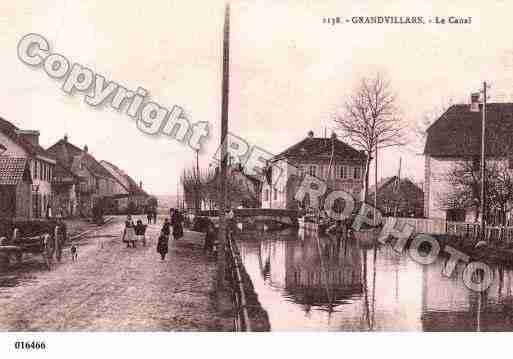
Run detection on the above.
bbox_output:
[157,229,169,261]
[135,220,147,247]
[122,215,136,248]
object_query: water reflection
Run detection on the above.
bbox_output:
[238,229,513,331]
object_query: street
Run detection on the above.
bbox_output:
[0,216,230,331]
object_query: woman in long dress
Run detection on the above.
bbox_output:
[171,209,184,240]
[122,215,136,248]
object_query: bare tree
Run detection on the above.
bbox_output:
[181,164,261,210]
[414,98,454,149]
[442,131,513,225]
[334,73,405,201]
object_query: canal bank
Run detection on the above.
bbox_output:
[435,235,513,268]
[236,229,513,331]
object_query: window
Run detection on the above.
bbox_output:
[298,165,304,176]
[264,189,269,201]
[339,165,348,179]
[308,165,317,177]
[273,188,278,200]
[472,157,480,171]
[353,167,361,179]
[509,157,513,170]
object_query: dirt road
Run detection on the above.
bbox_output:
[0,216,232,331]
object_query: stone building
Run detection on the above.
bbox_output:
[424,103,513,221]
[261,131,366,210]
[100,160,149,213]
[0,157,32,219]
[46,136,122,217]
[368,176,424,218]
[0,117,56,218]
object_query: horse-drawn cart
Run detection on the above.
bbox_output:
[0,219,67,270]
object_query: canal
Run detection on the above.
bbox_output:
[237,229,513,331]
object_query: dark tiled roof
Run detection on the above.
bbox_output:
[0,117,55,161]
[368,176,422,195]
[274,136,366,163]
[424,103,513,157]
[0,157,31,185]
[46,139,115,179]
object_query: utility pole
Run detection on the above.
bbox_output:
[195,149,200,213]
[374,142,378,226]
[217,2,230,291]
[480,82,487,236]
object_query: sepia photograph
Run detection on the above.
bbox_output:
[1,0,513,357]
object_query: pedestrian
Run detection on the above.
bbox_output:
[153,210,158,224]
[171,209,184,240]
[157,230,169,260]
[122,215,136,248]
[204,220,217,253]
[147,211,152,225]
[227,208,235,234]
[135,219,147,246]
[162,217,171,238]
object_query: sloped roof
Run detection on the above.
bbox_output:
[100,160,148,197]
[424,103,513,157]
[100,160,130,191]
[274,135,366,163]
[0,157,32,185]
[46,139,115,179]
[0,117,55,161]
[368,175,423,196]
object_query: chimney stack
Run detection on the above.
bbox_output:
[139,181,143,189]
[63,134,68,142]
[307,130,314,138]
[16,130,40,146]
[84,145,88,153]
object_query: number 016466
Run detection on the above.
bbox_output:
[14,341,46,350]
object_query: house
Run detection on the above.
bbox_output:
[0,157,32,219]
[100,160,149,213]
[368,176,424,218]
[0,117,56,218]
[46,136,122,216]
[424,103,513,221]
[261,131,366,210]
[51,162,80,217]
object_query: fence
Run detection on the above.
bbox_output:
[226,232,251,332]
[387,217,513,243]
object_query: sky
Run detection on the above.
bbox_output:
[2,0,513,195]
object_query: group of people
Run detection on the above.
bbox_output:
[122,215,149,248]
[121,208,185,261]
[146,210,157,224]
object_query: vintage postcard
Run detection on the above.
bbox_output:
[0,0,512,357]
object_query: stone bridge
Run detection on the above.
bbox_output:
[198,208,302,226]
